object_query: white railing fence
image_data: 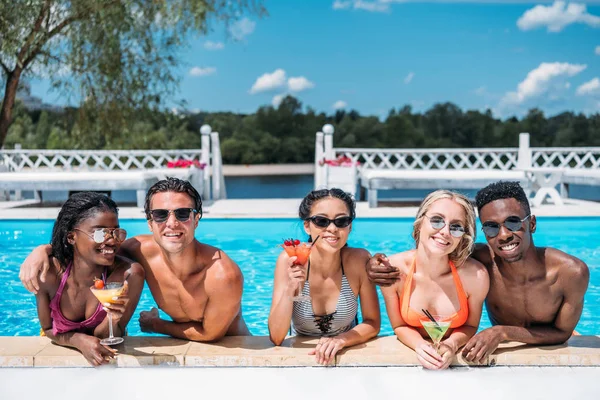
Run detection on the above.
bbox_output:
[0,126,226,202]
[315,127,600,195]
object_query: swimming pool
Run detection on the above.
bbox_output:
[0,218,598,336]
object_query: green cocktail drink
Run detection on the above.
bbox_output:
[420,315,451,352]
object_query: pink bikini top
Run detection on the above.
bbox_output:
[49,263,107,335]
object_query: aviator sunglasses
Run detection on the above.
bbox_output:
[307,215,353,228]
[74,228,127,244]
[481,215,531,238]
[149,208,199,223]
[424,215,466,238]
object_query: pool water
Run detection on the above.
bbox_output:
[0,218,598,336]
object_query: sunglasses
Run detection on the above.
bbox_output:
[75,228,127,244]
[149,208,198,223]
[424,215,466,238]
[482,215,531,238]
[307,215,353,229]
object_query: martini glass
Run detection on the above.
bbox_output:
[419,314,451,353]
[282,241,313,302]
[90,282,125,345]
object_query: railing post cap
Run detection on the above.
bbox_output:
[322,124,334,135]
[200,124,212,135]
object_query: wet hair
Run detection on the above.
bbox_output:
[298,188,356,242]
[50,192,119,272]
[413,190,476,267]
[144,177,203,220]
[475,181,530,216]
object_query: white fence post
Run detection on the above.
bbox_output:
[314,131,324,189]
[200,125,212,201]
[323,124,335,160]
[14,144,22,200]
[518,133,531,169]
[210,131,223,200]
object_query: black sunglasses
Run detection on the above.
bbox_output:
[424,215,466,238]
[482,215,531,238]
[149,208,198,223]
[307,215,353,229]
[74,228,127,244]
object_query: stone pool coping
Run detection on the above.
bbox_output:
[1,335,598,368]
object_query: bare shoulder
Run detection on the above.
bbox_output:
[471,243,493,269]
[456,257,489,300]
[120,235,156,261]
[199,242,243,290]
[342,247,370,271]
[115,255,145,279]
[544,247,589,288]
[387,249,414,275]
[39,257,62,292]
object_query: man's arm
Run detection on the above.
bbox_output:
[141,254,244,342]
[463,257,589,362]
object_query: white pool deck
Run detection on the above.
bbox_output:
[1,197,600,219]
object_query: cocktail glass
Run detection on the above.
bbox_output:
[419,314,451,352]
[282,242,313,302]
[90,282,125,345]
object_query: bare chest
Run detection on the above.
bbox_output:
[145,266,208,322]
[486,275,563,326]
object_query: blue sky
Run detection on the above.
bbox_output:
[30,1,600,118]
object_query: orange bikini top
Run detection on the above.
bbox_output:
[400,257,469,329]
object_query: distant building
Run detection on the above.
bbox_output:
[16,81,63,113]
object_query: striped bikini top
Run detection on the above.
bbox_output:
[49,263,108,335]
[292,258,359,337]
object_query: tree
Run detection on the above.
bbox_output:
[0,0,264,147]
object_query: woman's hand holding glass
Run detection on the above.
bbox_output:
[415,341,444,370]
[308,336,346,365]
[285,256,307,298]
[101,281,130,322]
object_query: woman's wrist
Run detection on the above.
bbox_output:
[441,338,458,353]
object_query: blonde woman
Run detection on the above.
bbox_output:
[374,190,489,370]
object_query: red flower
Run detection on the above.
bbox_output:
[167,159,207,169]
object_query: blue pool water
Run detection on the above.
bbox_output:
[0,218,598,336]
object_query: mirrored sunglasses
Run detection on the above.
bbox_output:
[75,228,127,244]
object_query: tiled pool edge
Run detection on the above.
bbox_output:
[1,335,598,368]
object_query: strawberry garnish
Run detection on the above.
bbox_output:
[93,277,104,289]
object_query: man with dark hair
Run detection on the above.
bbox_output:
[460,181,588,362]
[367,181,588,363]
[20,178,250,341]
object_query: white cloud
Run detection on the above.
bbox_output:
[204,41,224,50]
[332,1,389,12]
[229,17,256,41]
[249,69,287,94]
[333,100,348,109]
[517,1,600,33]
[287,76,315,92]
[333,0,352,9]
[596,45,600,55]
[272,94,285,108]
[500,62,586,107]
[576,77,600,96]
[404,72,415,84]
[189,67,216,77]
[474,86,487,96]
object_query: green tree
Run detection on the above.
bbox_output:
[0,0,265,147]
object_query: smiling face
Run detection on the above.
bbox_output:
[303,197,352,253]
[69,210,120,266]
[479,197,536,263]
[147,191,200,254]
[417,198,466,257]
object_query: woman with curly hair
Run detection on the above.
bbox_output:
[34,192,144,366]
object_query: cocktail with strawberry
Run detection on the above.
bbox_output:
[90,278,126,345]
[282,237,317,302]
